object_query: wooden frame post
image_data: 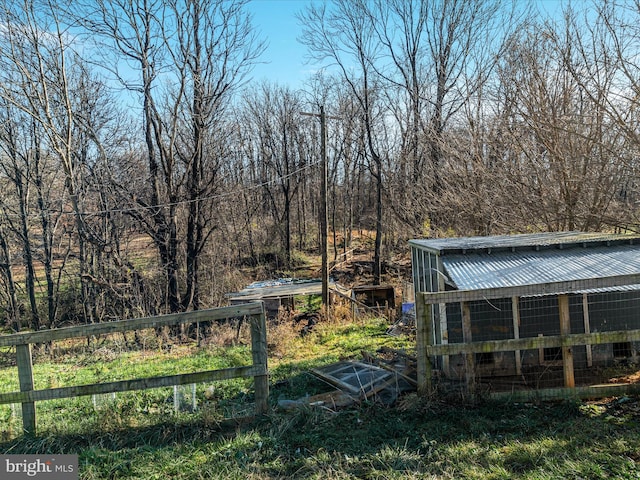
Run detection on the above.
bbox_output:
[558,294,575,388]
[416,294,433,396]
[512,296,522,375]
[436,257,450,375]
[251,308,269,414]
[461,302,476,394]
[16,343,36,435]
[582,293,593,367]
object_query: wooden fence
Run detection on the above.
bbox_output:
[0,302,268,436]
[415,273,640,401]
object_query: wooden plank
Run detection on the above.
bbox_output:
[537,334,545,364]
[416,301,433,395]
[512,296,522,375]
[425,328,640,356]
[559,294,575,388]
[304,390,357,408]
[582,293,593,367]
[16,344,36,435]
[373,363,417,387]
[251,311,269,414]
[437,256,450,375]
[490,383,640,403]
[0,365,266,405]
[311,361,392,396]
[419,273,640,305]
[461,302,475,394]
[0,303,265,347]
[312,366,361,395]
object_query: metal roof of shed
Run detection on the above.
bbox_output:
[442,244,640,290]
[226,278,346,301]
[409,231,640,256]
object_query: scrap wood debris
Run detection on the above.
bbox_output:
[278,348,417,411]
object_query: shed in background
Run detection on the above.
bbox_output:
[227,278,348,317]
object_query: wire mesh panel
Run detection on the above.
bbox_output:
[419,287,640,399]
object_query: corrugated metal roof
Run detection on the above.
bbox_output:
[227,278,339,300]
[442,244,640,290]
[409,231,640,256]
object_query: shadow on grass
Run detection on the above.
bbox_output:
[0,369,332,452]
[1,377,640,479]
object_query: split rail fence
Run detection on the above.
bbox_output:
[0,302,268,436]
[415,273,640,401]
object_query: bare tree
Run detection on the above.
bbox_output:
[83,0,264,312]
[241,82,310,268]
[368,0,519,234]
[300,0,386,284]
[0,216,20,331]
[494,14,629,231]
[0,0,97,325]
[560,0,640,231]
[0,106,41,330]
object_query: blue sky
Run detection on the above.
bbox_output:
[245,0,569,89]
[246,0,313,88]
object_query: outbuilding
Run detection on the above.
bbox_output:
[410,232,640,397]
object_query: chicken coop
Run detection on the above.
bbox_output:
[410,232,640,400]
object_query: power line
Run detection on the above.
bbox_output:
[0,159,321,220]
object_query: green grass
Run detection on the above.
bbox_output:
[1,318,640,479]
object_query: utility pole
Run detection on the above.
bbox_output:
[301,106,332,308]
[319,106,329,307]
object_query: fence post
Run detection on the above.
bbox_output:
[16,343,36,435]
[251,306,269,414]
[559,294,575,388]
[416,294,433,396]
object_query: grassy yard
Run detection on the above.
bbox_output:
[1,316,639,479]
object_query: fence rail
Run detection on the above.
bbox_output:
[415,273,640,401]
[0,302,268,436]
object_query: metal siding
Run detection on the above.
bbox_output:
[442,245,640,291]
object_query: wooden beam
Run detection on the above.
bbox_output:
[0,303,265,348]
[461,302,475,394]
[425,328,640,356]
[16,344,35,435]
[419,273,640,305]
[582,293,593,367]
[436,256,450,375]
[537,334,545,365]
[559,294,575,388]
[512,296,522,375]
[0,365,267,405]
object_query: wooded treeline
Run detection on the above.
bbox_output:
[0,0,638,330]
